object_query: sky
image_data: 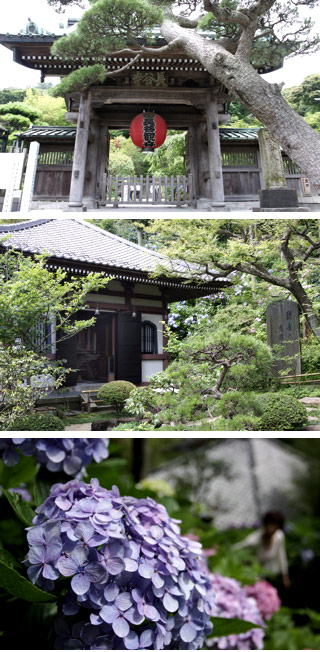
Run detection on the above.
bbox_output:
[0,0,319,90]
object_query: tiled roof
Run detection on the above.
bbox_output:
[0,218,227,285]
[219,128,259,140]
[17,126,76,140]
[17,126,260,142]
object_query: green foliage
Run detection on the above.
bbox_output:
[0,455,38,489]
[213,414,262,430]
[24,88,69,126]
[0,102,41,122]
[97,380,136,412]
[0,344,67,430]
[0,249,110,353]
[0,88,27,105]
[260,394,308,430]
[9,414,64,431]
[0,559,56,603]
[209,616,264,638]
[215,390,264,418]
[2,489,35,526]
[283,74,320,116]
[108,150,135,176]
[51,0,161,60]
[127,329,272,427]
[264,607,320,650]
[0,114,31,133]
[149,132,186,176]
[301,335,320,373]
[125,385,160,420]
[51,64,107,96]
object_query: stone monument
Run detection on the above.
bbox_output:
[258,128,299,209]
[266,299,301,377]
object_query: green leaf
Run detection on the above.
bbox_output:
[0,455,39,489]
[33,479,51,507]
[3,489,35,526]
[0,560,56,603]
[210,617,264,638]
[0,546,19,568]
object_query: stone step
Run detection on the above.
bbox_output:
[299,397,320,406]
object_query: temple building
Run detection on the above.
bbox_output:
[1,24,319,211]
[0,218,229,386]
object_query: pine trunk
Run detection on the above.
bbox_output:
[161,20,320,193]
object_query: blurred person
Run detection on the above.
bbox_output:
[233,511,290,595]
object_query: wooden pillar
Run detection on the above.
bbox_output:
[196,122,211,206]
[186,127,199,202]
[83,119,100,209]
[68,91,91,209]
[97,127,109,203]
[206,93,225,206]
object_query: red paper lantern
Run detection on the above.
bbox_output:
[130,111,167,153]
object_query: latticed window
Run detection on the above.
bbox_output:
[141,321,158,354]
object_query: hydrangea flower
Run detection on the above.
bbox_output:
[244,580,281,621]
[25,478,215,650]
[208,573,265,650]
[0,439,109,477]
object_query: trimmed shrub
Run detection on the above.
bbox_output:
[97,380,136,412]
[260,394,308,431]
[9,414,64,431]
[216,391,264,419]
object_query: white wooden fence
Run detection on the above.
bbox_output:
[102,174,194,206]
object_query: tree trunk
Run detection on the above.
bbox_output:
[160,20,320,193]
[289,280,320,342]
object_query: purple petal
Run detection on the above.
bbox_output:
[140,629,154,647]
[42,563,60,580]
[28,545,45,565]
[106,557,125,575]
[74,522,95,542]
[138,562,154,579]
[45,445,66,463]
[144,604,160,621]
[71,545,88,566]
[125,607,145,626]
[180,622,197,643]
[104,584,120,602]
[57,556,78,577]
[63,455,82,475]
[123,631,139,650]
[55,496,72,510]
[46,542,62,562]
[124,558,138,572]
[163,593,179,612]
[71,572,91,595]
[27,527,45,546]
[112,616,130,638]
[115,591,133,612]
[27,564,42,584]
[150,525,164,540]
[152,572,164,589]
[100,604,120,624]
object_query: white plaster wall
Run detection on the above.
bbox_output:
[142,360,163,383]
[141,313,163,353]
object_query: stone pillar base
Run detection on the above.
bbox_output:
[259,188,298,208]
[66,204,87,212]
[196,198,226,210]
[253,207,310,212]
[83,199,99,209]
